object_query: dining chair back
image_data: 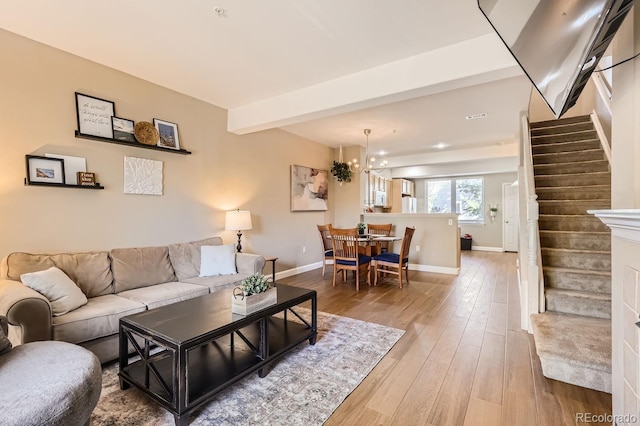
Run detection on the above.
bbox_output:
[329,226,372,291]
[367,223,392,253]
[373,226,415,288]
[317,224,334,277]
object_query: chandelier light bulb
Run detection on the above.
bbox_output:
[345,128,387,175]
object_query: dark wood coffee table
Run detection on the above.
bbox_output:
[118,284,317,426]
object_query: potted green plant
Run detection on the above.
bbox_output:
[232,273,276,315]
[331,161,352,185]
[357,222,366,235]
[489,206,498,217]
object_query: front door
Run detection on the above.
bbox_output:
[503,183,519,252]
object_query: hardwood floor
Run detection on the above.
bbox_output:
[277,251,612,425]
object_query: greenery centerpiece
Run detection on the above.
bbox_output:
[357,222,366,235]
[232,273,277,315]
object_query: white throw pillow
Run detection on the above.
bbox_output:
[200,244,237,277]
[20,267,88,316]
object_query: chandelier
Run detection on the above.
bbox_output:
[347,129,388,174]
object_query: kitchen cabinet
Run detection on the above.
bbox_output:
[390,179,416,213]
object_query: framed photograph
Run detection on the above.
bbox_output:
[26,155,66,185]
[112,117,136,143]
[75,92,115,138]
[291,164,329,211]
[153,118,180,150]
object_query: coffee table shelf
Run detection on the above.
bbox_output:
[119,285,317,426]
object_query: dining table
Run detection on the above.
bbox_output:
[355,234,403,257]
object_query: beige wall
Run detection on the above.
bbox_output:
[529,77,598,122]
[363,213,459,273]
[0,29,334,273]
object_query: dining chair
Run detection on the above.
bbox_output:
[317,224,334,277]
[367,223,392,253]
[329,226,372,291]
[373,226,415,288]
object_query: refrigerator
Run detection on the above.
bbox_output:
[401,197,417,213]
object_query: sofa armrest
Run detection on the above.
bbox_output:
[0,279,52,344]
[236,253,266,275]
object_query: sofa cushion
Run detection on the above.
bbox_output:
[52,294,146,344]
[168,237,223,281]
[2,251,113,297]
[181,273,250,293]
[117,281,210,310]
[20,267,88,316]
[110,246,176,293]
[200,244,237,277]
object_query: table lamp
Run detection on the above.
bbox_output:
[225,209,252,253]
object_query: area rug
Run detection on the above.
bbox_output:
[92,309,404,425]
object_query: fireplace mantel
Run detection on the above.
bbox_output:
[589,209,640,243]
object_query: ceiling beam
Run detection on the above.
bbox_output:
[227,33,521,134]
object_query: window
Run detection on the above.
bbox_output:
[427,177,484,223]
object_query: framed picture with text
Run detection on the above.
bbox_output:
[26,155,65,185]
[75,92,115,138]
[153,118,180,150]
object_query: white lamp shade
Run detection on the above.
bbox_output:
[225,210,252,231]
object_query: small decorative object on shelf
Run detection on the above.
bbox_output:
[134,121,159,146]
[112,117,136,143]
[153,118,180,150]
[232,274,277,315]
[77,172,96,186]
[357,222,366,235]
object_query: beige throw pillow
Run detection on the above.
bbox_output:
[200,244,237,276]
[20,267,88,316]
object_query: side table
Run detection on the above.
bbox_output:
[264,256,278,283]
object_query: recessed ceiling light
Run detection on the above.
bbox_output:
[378,150,387,156]
[434,142,447,149]
[465,112,488,120]
[213,7,227,17]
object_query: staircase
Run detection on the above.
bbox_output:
[529,115,612,393]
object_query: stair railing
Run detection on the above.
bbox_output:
[590,110,612,165]
[519,113,544,332]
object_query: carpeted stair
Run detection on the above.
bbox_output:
[529,115,612,393]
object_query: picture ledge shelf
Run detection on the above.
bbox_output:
[74,131,192,155]
[24,179,105,190]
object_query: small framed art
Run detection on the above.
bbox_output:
[75,92,115,138]
[112,117,136,143]
[153,118,180,150]
[26,155,66,185]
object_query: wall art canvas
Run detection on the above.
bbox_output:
[123,156,163,195]
[291,165,329,211]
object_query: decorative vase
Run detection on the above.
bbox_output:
[231,287,277,315]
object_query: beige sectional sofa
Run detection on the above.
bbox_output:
[0,237,265,363]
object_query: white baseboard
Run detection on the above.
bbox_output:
[274,261,459,279]
[408,263,460,275]
[274,262,323,280]
[471,246,505,252]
